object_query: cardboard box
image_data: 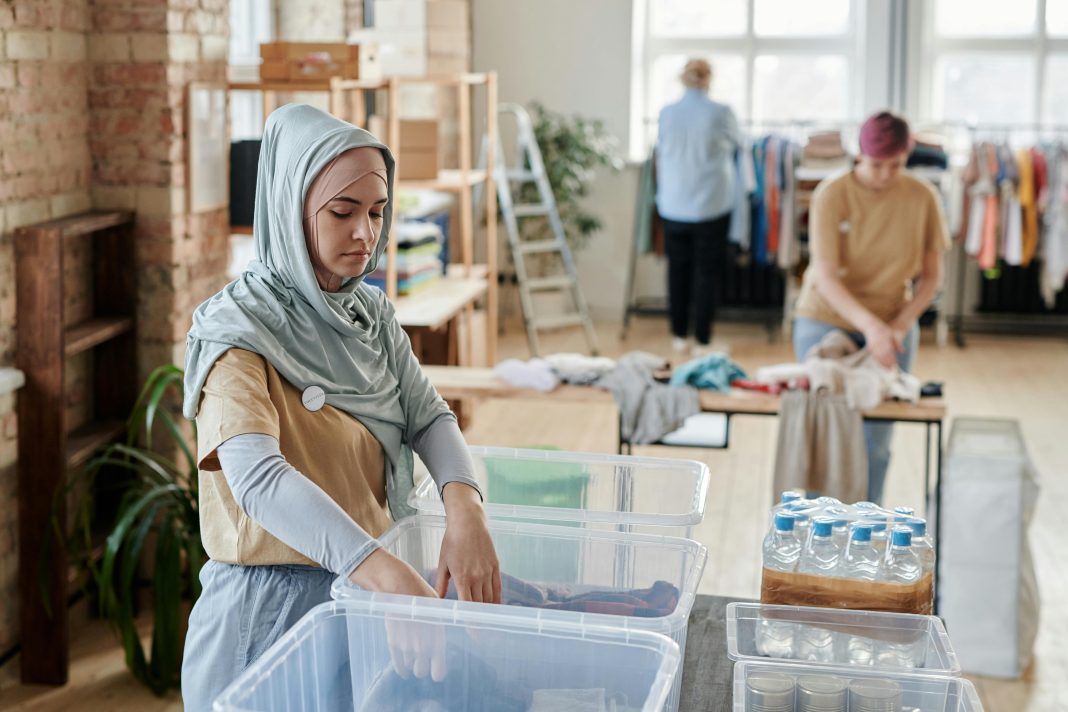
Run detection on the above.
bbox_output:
[427,1,468,30]
[427,29,469,58]
[374,0,427,30]
[397,149,440,181]
[400,119,439,150]
[257,42,380,82]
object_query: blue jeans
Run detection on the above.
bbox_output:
[181,561,337,712]
[792,317,919,504]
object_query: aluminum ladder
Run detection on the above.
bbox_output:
[485,103,599,356]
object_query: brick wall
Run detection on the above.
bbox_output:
[0,0,231,659]
[0,0,93,656]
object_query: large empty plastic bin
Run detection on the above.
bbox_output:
[333,515,707,712]
[213,592,681,711]
[409,446,710,534]
[726,603,960,676]
[732,661,983,712]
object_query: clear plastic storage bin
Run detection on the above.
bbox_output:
[333,515,707,712]
[732,661,983,712]
[214,592,681,712]
[725,603,960,676]
[409,446,710,533]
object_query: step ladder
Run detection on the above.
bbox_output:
[483,103,599,356]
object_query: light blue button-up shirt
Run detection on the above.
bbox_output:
[655,89,740,223]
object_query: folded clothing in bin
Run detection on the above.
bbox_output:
[429,570,681,618]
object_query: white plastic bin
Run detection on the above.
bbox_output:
[214,592,681,711]
[732,661,983,712]
[725,603,960,676]
[333,515,707,712]
[410,446,710,535]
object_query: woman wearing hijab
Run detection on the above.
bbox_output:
[180,104,499,709]
[793,111,949,504]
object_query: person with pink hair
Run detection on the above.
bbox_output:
[792,111,950,504]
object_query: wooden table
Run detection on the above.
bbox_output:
[423,366,949,611]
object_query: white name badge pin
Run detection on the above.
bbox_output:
[302,385,326,412]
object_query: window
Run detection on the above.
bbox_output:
[229,0,273,140]
[633,0,861,156]
[919,0,1068,128]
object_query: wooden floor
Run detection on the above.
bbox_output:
[2,315,1065,711]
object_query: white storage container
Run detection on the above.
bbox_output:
[214,592,681,711]
[410,445,710,535]
[333,515,707,712]
[732,661,983,712]
[725,603,961,676]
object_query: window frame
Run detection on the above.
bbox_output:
[909,0,1068,126]
[631,0,867,158]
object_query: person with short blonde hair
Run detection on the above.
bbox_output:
[656,57,739,355]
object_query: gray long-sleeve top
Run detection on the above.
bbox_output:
[216,413,481,576]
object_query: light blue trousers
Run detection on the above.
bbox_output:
[181,560,336,712]
[792,317,919,505]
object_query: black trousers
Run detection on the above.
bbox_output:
[664,214,731,344]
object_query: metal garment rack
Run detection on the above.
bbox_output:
[947,121,1068,346]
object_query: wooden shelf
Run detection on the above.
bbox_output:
[397,168,487,192]
[394,272,488,330]
[64,317,134,357]
[228,79,386,92]
[66,420,126,469]
[31,211,135,239]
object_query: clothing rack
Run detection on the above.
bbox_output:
[949,123,1068,346]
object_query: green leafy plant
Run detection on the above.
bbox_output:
[519,102,623,253]
[52,364,203,695]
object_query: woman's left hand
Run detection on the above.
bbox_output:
[435,483,501,604]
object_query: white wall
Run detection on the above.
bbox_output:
[472,0,657,321]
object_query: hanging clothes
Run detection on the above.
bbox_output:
[751,138,769,265]
[778,140,800,269]
[1040,144,1068,307]
[765,136,781,258]
[999,145,1023,267]
[977,144,1001,270]
[729,134,756,249]
[1016,148,1038,267]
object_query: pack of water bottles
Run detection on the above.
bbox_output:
[760,492,936,615]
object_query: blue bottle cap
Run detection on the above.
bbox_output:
[774,513,797,531]
[781,491,804,504]
[813,518,834,537]
[851,524,873,542]
[907,518,927,538]
[891,527,913,547]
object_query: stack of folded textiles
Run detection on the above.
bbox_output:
[908,132,949,169]
[801,130,853,171]
[365,221,444,295]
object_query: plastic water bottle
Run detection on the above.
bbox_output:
[839,524,879,581]
[763,513,801,572]
[893,506,915,520]
[799,519,841,576]
[784,502,816,547]
[906,518,936,578]
[881,527,921,584]
[758,513,801,659]
[854,501,879,510]
[862,515,889,557]
[780,490,804,505]
[831,518,850,549]
[815,496,841,506]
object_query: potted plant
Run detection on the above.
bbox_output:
[49,364,203,694]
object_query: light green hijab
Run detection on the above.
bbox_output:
[183,103,451,518]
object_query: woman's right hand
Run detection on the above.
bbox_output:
[350,549,447,681]
[863,320,902,369]
[349,548,437,598]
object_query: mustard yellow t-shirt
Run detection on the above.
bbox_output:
[795,171,950,331]
[194,348,392,567]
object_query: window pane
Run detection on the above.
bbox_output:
[935,0,1037,36]
[649,54,747,119]
[932,54,1035,124]
[754,0,849,36]
[651,0,747,37]
[752,55,848,122]
[1048,1,1068,35]
[1044,56,1068,124]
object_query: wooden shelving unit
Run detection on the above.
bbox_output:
[15,211,138,685]
[228,72,499,365]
